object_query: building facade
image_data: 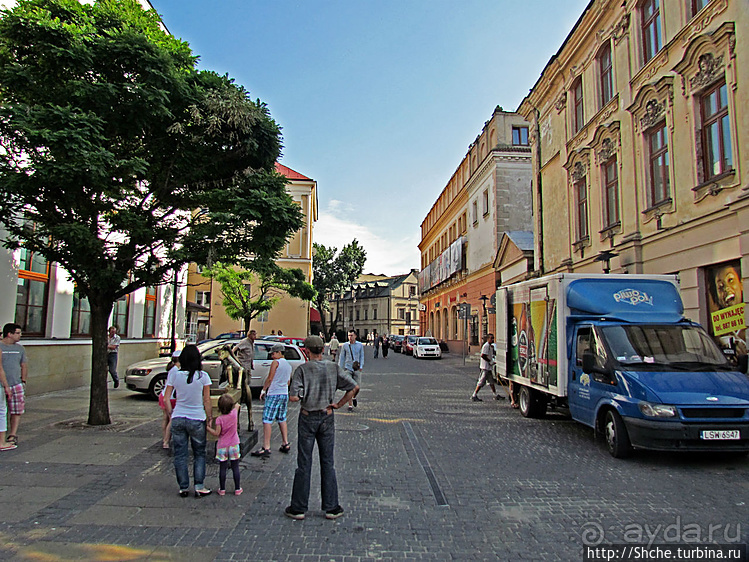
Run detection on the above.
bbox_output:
[518,0,748,360]
[328,270,420,340]
[187,163,318,339]
[418,107,533,351]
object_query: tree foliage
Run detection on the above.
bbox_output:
[204,261,315,334]
[312,240,367,337]
[0,0,303,424]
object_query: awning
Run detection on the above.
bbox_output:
[186,300,209,312]
[310,307,321,322]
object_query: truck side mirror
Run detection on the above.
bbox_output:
[738,354,748,375]
[582,352,597,374]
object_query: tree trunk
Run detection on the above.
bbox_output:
[88,299,114,425]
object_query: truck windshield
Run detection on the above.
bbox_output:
[599,324,730,370]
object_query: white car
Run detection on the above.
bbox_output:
[125,340,306,399]
[413,337,442,359]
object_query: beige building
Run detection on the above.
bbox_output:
[328,270,420,339]
[187,163,318,339]
[418,107,532,351]
[518,0,747,358]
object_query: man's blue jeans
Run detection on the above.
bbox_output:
[171,417,207,491]
[107,352,119,383]
[290,410,339,512]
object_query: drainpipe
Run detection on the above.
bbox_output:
[532,105,544,274]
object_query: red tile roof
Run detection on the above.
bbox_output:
[275,162,312,181]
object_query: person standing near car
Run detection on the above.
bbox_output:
[107,325,121,388]
[338,330,364,412]
[285,336,358,520]
[373,332,381,359]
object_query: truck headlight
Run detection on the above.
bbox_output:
[638,401,677,418]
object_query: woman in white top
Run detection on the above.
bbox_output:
[164,344,213,497]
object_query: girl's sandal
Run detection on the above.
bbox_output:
[279,443,291,453]
[7,435,17,444]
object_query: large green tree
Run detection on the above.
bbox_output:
[312,240,367,337]
[204,261,315,334]
[0,0,303,424]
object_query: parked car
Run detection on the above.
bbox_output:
[197,331,244,344]
[403,335,418,355]
[413,337,442,359]
[390,335,405,352]
[124,339,306,399]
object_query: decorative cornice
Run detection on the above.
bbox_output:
[554,92,567,113]
[690,53,725,91]
[612,13,630,45]
[639,99,665,130]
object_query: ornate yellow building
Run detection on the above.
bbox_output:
[517,0,747,358]
[186,163,317,340]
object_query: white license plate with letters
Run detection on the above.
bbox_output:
[700,430,740,440]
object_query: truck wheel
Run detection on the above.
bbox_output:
[518,386,534,418]
[148,373,167,401]
[604,410,632,458]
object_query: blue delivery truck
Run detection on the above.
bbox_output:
[495,274,749,458]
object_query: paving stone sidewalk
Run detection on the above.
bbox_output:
[1,348,746,561]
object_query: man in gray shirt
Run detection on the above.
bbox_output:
[285,335,357,521]
[338,330,364,411]
[1,323,28,445]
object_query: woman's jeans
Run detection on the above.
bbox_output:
[171,417,207,491]
[290,410,338,512]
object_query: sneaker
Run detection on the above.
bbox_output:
[325,505,345,520]
[471,395,482,402]
[194,488,212,498]
[179,490,189,498]
[113,379,120,389]
[347,405,354,412]
[352,398,358,407]
[218,381,229,389]
[494,394,505,400]
[217,489,226,496]
[234,488,243,496]
[285,506,305,520]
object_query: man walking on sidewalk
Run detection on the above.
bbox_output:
[1,323,28,445]
[471,333,504,402]
[107,325,121,388]
[285,336,358,520]
[338,330,364,411]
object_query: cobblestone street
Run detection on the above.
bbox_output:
[1,348,747,560]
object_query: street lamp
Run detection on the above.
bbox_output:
[479,294,489,339]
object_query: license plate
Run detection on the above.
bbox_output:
[700,430,740,440]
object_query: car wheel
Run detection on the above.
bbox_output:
[604,410,632,458]
[518,386,546,418]
[148,373,167,401]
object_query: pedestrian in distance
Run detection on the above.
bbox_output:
[382,335,389,358]
[338,330,364,411]
[329,333,340,361]
[250,343,292,458]
[285,336,358,520]
[0,348,16,451]
[206,393,243,496]
[159,349,181,449]
[373,332,380,359]
[164,344,213,498]
[107,325,121,388]
[1,323,27,446]
[471,333,504,402]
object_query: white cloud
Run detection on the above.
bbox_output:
[313,206,420,277]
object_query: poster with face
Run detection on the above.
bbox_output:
[706,260,746,365]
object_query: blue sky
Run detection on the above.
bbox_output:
[149,0,590,275]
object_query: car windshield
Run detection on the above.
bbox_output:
[599,324,730,370]
[418,338,438,345]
